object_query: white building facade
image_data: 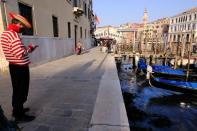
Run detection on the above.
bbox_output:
[168,7,197,54]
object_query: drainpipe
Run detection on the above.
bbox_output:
[1,0,8,30]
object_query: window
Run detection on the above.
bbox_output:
[171,19,174,24]
[78,0,81,7]
[173,35,176,41]
[52,16,59,37]
[68,22,71,38]
[186,34,189,42]
[85,29,86,38]
[178,35,180,42]
[80,27,82,38]
[84,2,87,16]
[193,23,196,30]
[88,8,91,19]
[192,34,194,40]
[73,0,78,7]
[189,15,192,21]
[18,2,33,35]
[188,24,190,30]
[73,0,82,7]
[174,26,177,31]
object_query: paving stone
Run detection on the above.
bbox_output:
[34,125,50,131]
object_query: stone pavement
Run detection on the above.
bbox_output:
[0,47,130,131]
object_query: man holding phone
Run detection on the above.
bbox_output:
[0,12,38,122]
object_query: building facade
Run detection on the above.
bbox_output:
[148,18,169,54]
[136,8,169,54]
[168,7,197,55]
[118,23,133,44]
[0,0,95,65]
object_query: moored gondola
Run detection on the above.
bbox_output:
[149,74,197,94]
[137,58,197,82]
[152,68,197,81]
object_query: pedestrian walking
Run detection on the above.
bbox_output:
[76,41,82,55]
[0,12,38,122]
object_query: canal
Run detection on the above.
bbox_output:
[116,57,197,131]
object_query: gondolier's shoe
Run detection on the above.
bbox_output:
[12,107,30,115]
[13,114,35,123]
[12,108,35,123]
[23,107,30,113]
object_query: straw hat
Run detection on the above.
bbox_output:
[8,12,32,28]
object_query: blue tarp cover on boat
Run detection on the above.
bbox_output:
[154,77,197,89]
[154,68,185,75]
[138,59,147,70]
[152,65,170,70]
[152,64,185,75]
[138,60,186,76]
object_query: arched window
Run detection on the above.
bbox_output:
[186,34,189,42]
[193,23,196,30]
[192,34,194,41]
[173,35,176,41]
[188,24,190,30]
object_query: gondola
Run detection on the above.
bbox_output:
[152,67,197,81]
[149,74,197,94]
[137,58,197,81]
[137,58,170,74]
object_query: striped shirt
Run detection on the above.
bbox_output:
[0,27,32,66]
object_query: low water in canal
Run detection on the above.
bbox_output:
[117,58,197,131]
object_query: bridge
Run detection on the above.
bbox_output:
[117,28,137,32]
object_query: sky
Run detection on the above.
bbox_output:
[93,0,197,27]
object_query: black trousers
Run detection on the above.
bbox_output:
[9,64,30,114]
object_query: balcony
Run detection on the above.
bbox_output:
[73,7,84,17]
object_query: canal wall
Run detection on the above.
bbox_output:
[89,54,130,131]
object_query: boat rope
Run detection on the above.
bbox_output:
[148,78,155,88]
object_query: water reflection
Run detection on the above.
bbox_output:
[118,60,197,131]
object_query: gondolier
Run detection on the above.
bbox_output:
[0,12,38,122]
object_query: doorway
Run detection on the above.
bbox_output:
[74,25,78,49]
